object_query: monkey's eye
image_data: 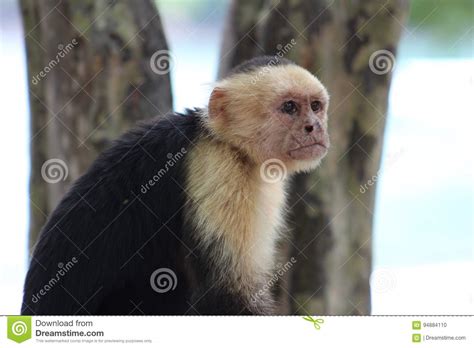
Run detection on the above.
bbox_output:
[282,101,297,115]
[311,101,322,112]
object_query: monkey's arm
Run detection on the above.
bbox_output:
[22,115,198,314]
[188,280,274,315]
[189,288,253,315]
[21,172,139,315]
[183,241,274,315]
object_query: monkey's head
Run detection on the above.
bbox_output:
[207,56,330,174]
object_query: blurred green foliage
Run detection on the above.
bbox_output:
[406,0,473,57]
[409,0,473,40]
[156,0,227,23]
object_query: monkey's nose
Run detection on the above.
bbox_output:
[304,120,322,134]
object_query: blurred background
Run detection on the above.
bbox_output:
[0,0,472,315]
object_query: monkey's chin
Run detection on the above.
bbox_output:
[285,144,327,173]
[288,157,323,174]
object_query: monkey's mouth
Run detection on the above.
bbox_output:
[288,142,328,160]
[290,142,327,152]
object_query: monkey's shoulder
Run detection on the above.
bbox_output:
[75,109,202,185]
[35,110,203,251]
[102,109,203,165]
[52,109,204,219]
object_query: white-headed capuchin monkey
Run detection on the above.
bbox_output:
[22,56,329,315]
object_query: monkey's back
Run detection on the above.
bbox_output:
[22,110,203,315]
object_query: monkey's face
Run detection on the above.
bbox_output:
[208,64,329,173]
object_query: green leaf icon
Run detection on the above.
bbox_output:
[7,316,32,343]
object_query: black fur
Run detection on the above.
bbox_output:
[21,109,254,315]
[229,55,295,77]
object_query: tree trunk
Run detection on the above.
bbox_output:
[219,0,409,314]
[20,0,173,252]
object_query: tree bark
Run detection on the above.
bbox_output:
[20,0,173,252]
[219,0,409,314]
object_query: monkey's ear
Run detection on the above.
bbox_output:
[209,87,227,119]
